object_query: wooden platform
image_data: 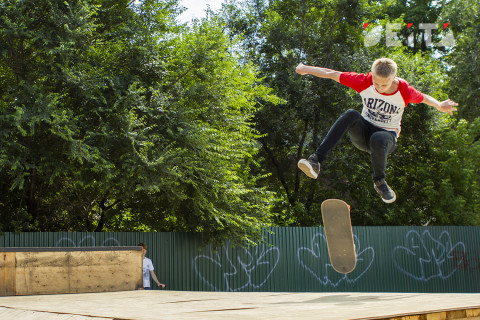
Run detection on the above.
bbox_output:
[0,247,143,295]
[0,291,479,319]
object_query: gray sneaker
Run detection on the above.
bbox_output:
[298,154,320,179]
[374,179,396,203]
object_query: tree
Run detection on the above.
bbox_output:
[0,0,277,245]
[221,0,480,227]
[112,19,279,245]
[222,0,386,225]
[0,0,104,231]
[441,0,480,122]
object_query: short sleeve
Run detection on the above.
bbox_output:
[339,72,372,93]
[398,80,424,105]
[146,258,154,271]
[405,85,424,103]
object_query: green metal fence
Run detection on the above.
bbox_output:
[1,227,479,293]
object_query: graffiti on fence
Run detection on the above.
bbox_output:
[55,236,122,247]
[392,230,465,281]
[194,241,280,292]
[453,249,480,273]
[297,232,374,286]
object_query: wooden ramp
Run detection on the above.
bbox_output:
[0,247,143,295]
[0,291,479,320]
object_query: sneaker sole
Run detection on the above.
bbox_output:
[374,184,397,203]
[382,192,396,203]
[298,160,318,179]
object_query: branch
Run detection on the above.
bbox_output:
[95,196,122,232]
[260,138,295,206]
[294,120,309,198]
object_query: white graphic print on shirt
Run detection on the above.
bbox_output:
[143,257,154,288]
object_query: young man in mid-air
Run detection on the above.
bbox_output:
[296,58,458,203]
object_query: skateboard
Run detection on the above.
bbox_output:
[321,199,356,274]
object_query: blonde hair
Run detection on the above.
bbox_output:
[372,58,397,78]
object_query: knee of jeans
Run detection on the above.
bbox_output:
[342,109,361,118]
[369,134,389,151]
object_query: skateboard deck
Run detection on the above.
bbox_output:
[321,199,356,274]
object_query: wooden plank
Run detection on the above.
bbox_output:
[0,252,16,296]
[15,250,140,268]
[466,309,480,317]
[384,309,480,320]
[0,246,142,252]
[11,248,142,295]
[0,291,479,320]
[447,310,468,319]
[426,312,447,320]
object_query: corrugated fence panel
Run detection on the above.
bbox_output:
[1,227,480,293]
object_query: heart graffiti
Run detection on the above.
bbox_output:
[297,232,374,286]
[194,242,280,292]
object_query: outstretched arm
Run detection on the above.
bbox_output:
[150,270,166,288]
[295,63,341,82]
[422,94,458,115]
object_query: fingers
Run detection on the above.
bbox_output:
[441,99,459,115]
[446,107,456,115]
[446,99,459,106]
[446,106,457,115]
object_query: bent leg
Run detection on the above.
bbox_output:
[314,109,365,162]
[369,131,396,181]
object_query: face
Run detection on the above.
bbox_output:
[372,73,395,93]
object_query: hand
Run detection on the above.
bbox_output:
[438,99,458,115]
[157,282,166,288]
[296,62,308,75]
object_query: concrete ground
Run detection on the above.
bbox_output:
[0,291,479,320]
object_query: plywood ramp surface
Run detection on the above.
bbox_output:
[0,307,114,320]
[0,247,142,295]
[15,250,142,295]
[0,291,479,320]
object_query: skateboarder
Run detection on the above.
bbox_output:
[296,58,458,203]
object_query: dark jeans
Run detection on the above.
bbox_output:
[314,109,396,181]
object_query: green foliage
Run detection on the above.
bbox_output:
[389,117,480,226]
[221,0,480,227]
[441,0,480,121]
[1,0,478,243]
[221,0,371,225]
[118,20,278,246]
[0,0,276,245]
